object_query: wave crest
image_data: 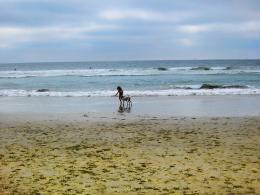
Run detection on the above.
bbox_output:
[1,88,259,97]
[0,66,259,78]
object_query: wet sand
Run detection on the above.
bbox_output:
[1,117,260,194]
[1,95,260,117]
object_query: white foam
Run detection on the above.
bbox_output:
[1,88,260,97]
[0,68,163,78]
[211,67,229,70]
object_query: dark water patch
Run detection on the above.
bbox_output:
[36,89,50,92]
[191,67,211,71]
[157,67,168,71]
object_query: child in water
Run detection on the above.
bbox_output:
[115,86,123,104]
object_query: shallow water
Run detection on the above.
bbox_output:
[1,96,260,117]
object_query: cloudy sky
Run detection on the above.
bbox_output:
[0,0,260,62]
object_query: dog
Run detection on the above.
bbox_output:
[121,95,132,107]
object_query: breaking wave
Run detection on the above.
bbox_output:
[0,66,259,78]
[1,87,259,97]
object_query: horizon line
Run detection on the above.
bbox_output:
[1,58,260,65]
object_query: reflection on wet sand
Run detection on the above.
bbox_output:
[118,104,132,114]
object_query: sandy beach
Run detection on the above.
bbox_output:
[1,115,259,194]
[1,0,260,193]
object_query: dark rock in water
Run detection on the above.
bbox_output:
[225,85,248,89]
[200,84,222,89]
[200,84,248,89]
[157,67,168,71]
[37,89,50,92]
[191,67,211,71]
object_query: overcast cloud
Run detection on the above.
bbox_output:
[0,0,260,62]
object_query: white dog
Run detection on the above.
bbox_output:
[121,95,132,107]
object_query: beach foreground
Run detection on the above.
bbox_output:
[0,117,259,194]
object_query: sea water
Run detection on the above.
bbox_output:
[0,60,260,97]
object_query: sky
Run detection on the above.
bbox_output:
[0,0,260,62]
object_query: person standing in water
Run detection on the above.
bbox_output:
[115,86,123,105]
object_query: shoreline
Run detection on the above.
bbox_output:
[0,95,260,122]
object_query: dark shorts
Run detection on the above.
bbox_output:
[119,92,123,100]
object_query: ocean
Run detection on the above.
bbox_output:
[0,59,260,97]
